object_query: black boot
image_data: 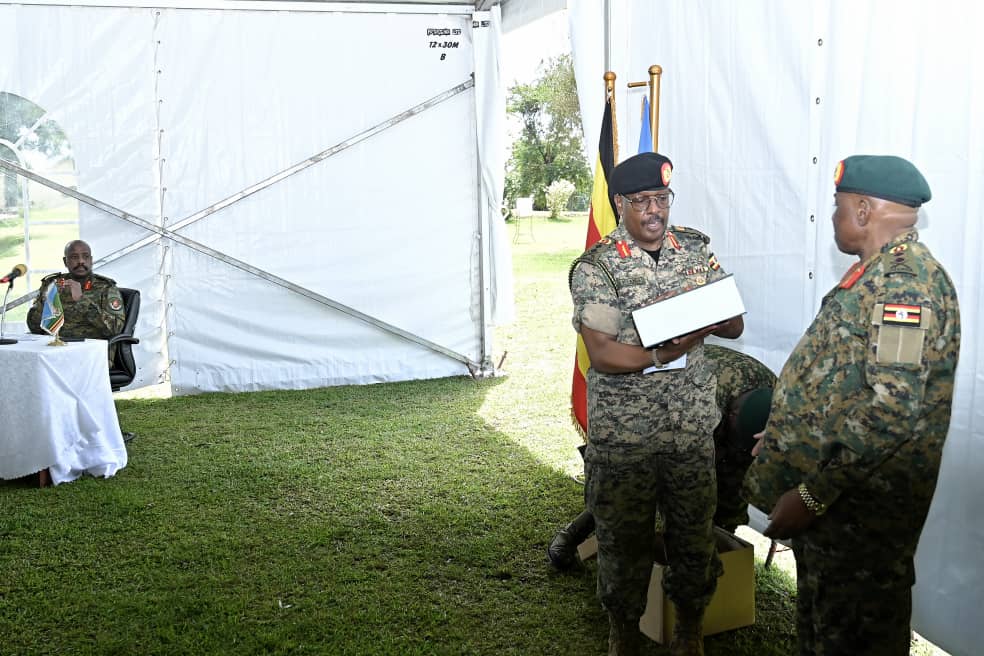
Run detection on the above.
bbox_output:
[669,604,705,656]
[547,510,595,570]
[607,612,642,656]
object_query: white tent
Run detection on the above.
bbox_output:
[1,0,515,394]
[5,0,981,652]
[569,2,983,654]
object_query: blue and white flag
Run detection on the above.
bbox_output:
[638,96,653,153]
[40,282,64,336]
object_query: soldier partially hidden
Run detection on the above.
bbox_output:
[744,155,961,656]
[27,239,126,364]
[548,344,775,566]
[569,152,744,656]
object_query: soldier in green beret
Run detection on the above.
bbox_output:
[27,239,126,364]
[569,151,744,656]
[743,155,961,655]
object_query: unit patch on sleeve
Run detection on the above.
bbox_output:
[871,302,931,365]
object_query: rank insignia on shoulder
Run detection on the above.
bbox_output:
[887,247,916,276]
[599,237,612,245]
[882,303,921,326]
[615,240,631,258]
[110,298,123,311]
[708,253,721,271]
[666,232,681,250]
[839,263,865,289]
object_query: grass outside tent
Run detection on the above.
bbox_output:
[0,213,944,655]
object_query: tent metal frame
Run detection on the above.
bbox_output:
[0,77,489,372]
[10,1,478,15]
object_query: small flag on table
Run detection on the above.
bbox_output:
[40,282,64,336]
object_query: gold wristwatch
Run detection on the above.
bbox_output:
[797,483,827,516]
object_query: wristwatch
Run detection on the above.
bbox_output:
[650,347,669,369]
[797,483,828,516]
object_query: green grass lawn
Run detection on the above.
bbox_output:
[0,213,942,655]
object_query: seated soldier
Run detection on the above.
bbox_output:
[548,344,776,570]
[27,239,125,364]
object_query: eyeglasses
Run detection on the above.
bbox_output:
[621,190,675,211]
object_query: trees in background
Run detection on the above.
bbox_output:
[504,54,590,213]
[0,92,71,211]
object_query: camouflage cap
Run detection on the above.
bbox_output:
[609,152,673,195]
[833,155,931,207]
[735,387,773,445]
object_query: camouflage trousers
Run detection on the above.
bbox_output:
[793,536,913,656]
[584,433,722,620]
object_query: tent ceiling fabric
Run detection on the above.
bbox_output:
[569,2,984,655]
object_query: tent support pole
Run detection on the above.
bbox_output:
[0,158,480,368]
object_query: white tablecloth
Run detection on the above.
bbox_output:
[0,334,127,485]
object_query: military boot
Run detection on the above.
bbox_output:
[546,510,595,571]
[668,604,705,656]
[607,613,642,656]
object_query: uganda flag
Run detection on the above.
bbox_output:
[571,97,618,438]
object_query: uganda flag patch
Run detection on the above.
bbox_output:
[882,303,921,326]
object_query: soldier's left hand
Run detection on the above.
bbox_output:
[763,487,816,539]
[62,279,83,301]
[750,430,765,457]
[712,315,744,339]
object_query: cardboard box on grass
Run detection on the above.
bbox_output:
[577,527,755,643]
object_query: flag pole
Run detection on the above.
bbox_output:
[630,65,663,152]
[605,71,619,164]
[649,65,662,152]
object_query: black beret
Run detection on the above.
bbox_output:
[609,152,673,195]
[834,155,931,207]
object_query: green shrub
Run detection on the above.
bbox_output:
[545,179,576,218]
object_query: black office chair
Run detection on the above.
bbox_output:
[109,288,141,392]
[109,288,140,444]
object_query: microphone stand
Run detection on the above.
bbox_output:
[0,281,18,345]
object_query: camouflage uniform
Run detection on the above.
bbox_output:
[705,344,777,532]
[27,272,126,365]
[743,231,960,655]
[569,221,727,622]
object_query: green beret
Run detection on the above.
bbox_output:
[834,155,931,207]
[735,387,773,449]
[609,152,673,195]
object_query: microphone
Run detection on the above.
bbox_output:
[0,264,26,284]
